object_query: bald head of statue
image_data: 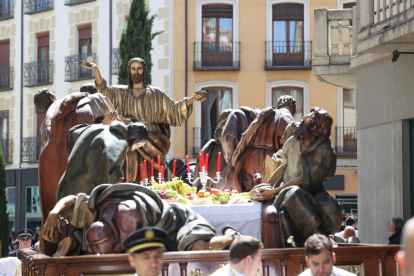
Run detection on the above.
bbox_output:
[396,217,414,275]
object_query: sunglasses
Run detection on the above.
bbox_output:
[19,238,31,242]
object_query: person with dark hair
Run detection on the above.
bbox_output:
[80,83,97,94]
[388,216,404,245]
[78,58,207,183]
[300,234,356,276]
[211,235,263,276]
[334,217,358,241]
[8,229,33,258]
[250,108,342,248]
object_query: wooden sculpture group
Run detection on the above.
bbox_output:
[36,57,341,257]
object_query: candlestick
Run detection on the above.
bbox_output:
[199,150,204,172]
[186,155,190,173]
[144,160,147,179]
[217,152,221,173]
[205,154,209,172]
[173,160,176,178]
[161,166,165,182]
[157,156,161,171]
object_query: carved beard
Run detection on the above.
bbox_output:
[132,74,143,84]
[293,119,313,142]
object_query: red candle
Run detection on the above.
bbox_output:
[173,160,176,178]
[151,159,154,177]
[186,155,190,173]
[157,156,161,172]
[144,160,147,179]
[199,150,204,172]
[161,166,165,181]
[217,152,221,173]
[205,154,209,172]
[140,164,143,182]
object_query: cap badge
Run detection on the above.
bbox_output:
[145,229,155,241]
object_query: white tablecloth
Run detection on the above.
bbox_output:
[190,202,262,241]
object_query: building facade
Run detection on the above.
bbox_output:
[1,0,357,233]
[313,0,414,244]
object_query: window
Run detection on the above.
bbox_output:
[0,39,10,90]
[202,4,233,67]
[78,24,92,78]
[6,187,15,231]
[342,89,357,152]
[26,186,42,230]
[0,110,8,141]
[201,87,232,142]
[272,87,303,121]
[272,4,304,66]
[37,32,49,84]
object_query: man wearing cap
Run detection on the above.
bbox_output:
[8,229,33,258]
[123,226,167,276]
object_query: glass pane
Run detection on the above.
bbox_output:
[289,21,303,53]
[289,89,303,121]
[203,18,216,53]
[39,46,47,61]
[218,90,232,114]
[26,187,41,214]
[80,38,88,55]
[1,112,7,140]
[219,18,232,53]
[6,187,15,232]
[201,90,218,143]
[272,89,286,107]
[273,21,287,53]
[343,89,356,127]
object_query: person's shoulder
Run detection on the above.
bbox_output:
[333,266,357,276]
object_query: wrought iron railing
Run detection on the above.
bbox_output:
[65,0,95,6]
[193,41,240,70]
[23,60,53,87]
[112,48,120,75]
[65,53,96,82]
[21,137,42,163]
[0,66,13,91]
[265,41,312,69]
[192,127,215,157]
[0,0,13,20]
[24,0,53,14]
[0,139,13,164]
[335,126,357,156]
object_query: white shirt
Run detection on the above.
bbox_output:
[0,257,21,276]
[335,229,359,239]
[298,266,357,276]
[210,264,244,276]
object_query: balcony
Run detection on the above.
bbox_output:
[21,137,42,163]
[312,8,357,89]
[265,41,312,70]
[112,48,120,75]
[193,41,240,71]
[335,126,357,157]
[65,53,96,82]
[192,127,215,157]
[0,139,13,164]
[357,0,414,54]
[24,0,53,14]
[23,60,53,87]
[65,0,95,6]
[0,66,13,91]
[0,0,13,20]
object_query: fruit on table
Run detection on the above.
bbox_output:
[157,190,169,199]
[220,191,230,198]
[210,189,220,196]
[189,187,197,195]
[240,192,251,200]
[198,190,205,197]
[231,190,239,194]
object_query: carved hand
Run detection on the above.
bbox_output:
[42,212,61,243]
[77,60,97,70]
[250,183,276,201]
[193,89,207,102]
[102,110,119,125]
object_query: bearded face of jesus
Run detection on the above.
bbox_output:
[127,57,148,89]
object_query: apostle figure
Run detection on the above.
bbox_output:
[219,96,296,192]
[78,58,207,182]
[250,107,342,248]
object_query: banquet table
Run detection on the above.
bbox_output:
[189,202,263,241]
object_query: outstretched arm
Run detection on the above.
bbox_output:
[42,195,77,243]
[186,89,207,107]
[77,60,104,86]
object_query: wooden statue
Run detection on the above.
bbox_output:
[219,96,296,192]
[250,107,342,248]
[78,58,207,182]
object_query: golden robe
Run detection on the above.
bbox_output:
[96,78,193,181]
